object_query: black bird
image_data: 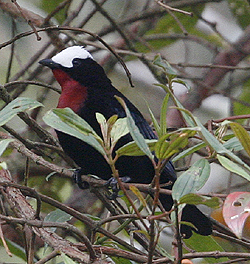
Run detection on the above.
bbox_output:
[39,46,212,238]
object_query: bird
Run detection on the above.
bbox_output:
[39,46,212,238]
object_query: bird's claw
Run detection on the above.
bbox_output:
[73,168,90,189]
[105,176,131,200]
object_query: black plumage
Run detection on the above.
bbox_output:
[40,47,212,238]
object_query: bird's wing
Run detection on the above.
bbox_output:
[130,110,176,181]
[130,111,157,140]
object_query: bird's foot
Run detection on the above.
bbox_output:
[73,168,90,189]
[105,176,131,200]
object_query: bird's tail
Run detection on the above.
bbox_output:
[159,193,212,239]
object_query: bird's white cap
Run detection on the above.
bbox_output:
[52,46,93,68]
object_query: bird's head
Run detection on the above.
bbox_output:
[39,46,111,112]
[39,46,111,88]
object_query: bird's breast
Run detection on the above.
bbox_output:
[52,69,88,113]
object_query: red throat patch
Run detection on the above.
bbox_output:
[52,69,88,113]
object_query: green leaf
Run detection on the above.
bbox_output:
[155,86,250,178]
[115,96,154,159]
[184,233,229,263]
[179,193,222,208]
[61,253,78,264]
[172,142,206,162]
[111,117,129,144]
[153,54,177,76]
[96,112,106,124]
[193,159,211,191]
[155,134,170,159]
[172,159,210,202]
[229,121,250,157]
[0,139,14,157]
[194,116,250,177]
[129,185,147,207]
[83,214,100,221]
[4,239,26,261]
[43,108,105,156]
[110,256,133,264]
[146,102,160,136]
[223,136,243,152]
[96,112,109,141]
[155,130,196,160]
[173,78,191,91]
[154,84,196,126]
[159,93,170,137]
[44,209,72,232]
[116,139,157,157]
[53,108,97,135]
[217,154,250,181]
[0,97,43,126]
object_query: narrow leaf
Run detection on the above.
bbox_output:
[172,159,210,202]
[96,112,106,124]
[172,142,206,162]
[230,122,250,157]
[155,130,196,160]
[154,84,195,126]
[0,97,43,126]
[53,108,97,135]
[223,136,243,152]
[96,112,108,140]
[43,109,105,156]
[194,117,250,176]
[173,78,191,91]
[153,54,177,76]
[129,185,147,207]
[44,209,72,232]
[116,96,153,159]
[217,154,250,181]
[179,193,222,208]
[160,93,169,137]
[116,139,157,157]
[155,134,170,159]
[146,102,160,136]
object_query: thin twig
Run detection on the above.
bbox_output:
[173,201,182,264]
[0,26,134,88]
[11,0,41,40]
[156,0,193,16]
[0,224,12,257]
[4,80,61,93]
[156,0,189,35]
[0,213,98,261]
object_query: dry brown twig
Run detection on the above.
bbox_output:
[0,168,101,263]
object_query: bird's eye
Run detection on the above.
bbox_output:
[72,58,82,67]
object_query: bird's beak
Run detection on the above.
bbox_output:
[39,58,60,69]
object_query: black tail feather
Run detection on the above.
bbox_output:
[159,193,212,239]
